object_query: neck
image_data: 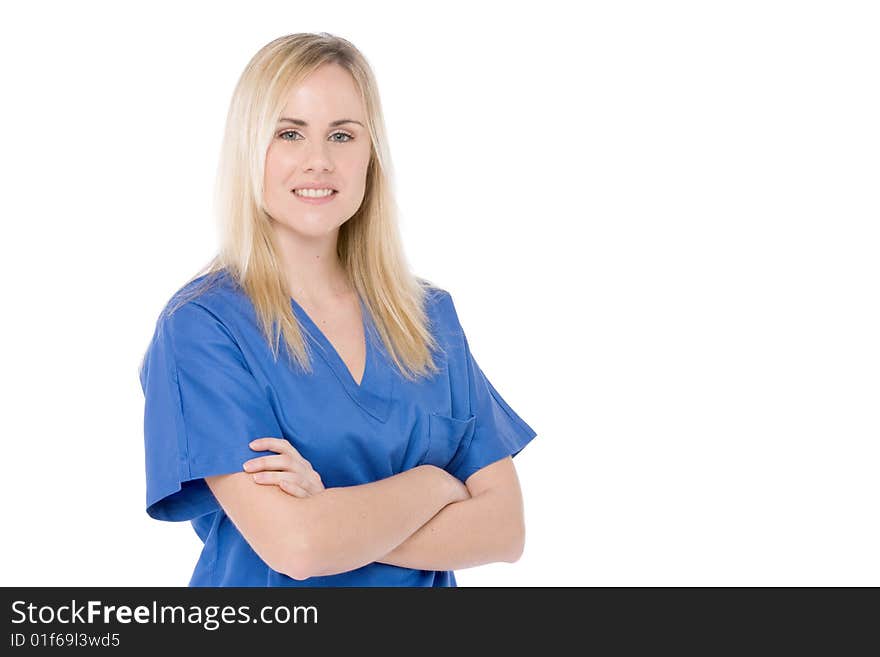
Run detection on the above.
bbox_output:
[271,223,353,305]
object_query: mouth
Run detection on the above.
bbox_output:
[291,188,338,204]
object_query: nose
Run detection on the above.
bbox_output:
[302,140,333,172]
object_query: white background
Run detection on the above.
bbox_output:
[1,1,877,586]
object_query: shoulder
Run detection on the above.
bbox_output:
[416,276,446,310]
[154,269,247,352]
[417,278,466,343]
[161,269,237,317]
[140,269,259,390]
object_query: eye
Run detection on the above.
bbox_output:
[277,130,354,142]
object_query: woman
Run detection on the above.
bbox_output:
[139,32,538,586]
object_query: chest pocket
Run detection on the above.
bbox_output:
[422,412,476,473]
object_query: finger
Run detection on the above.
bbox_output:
[301,465,323,489]
[275,471,322,496]
[279,479,310,498]
[251,471,316,495]
[310,471,325,494]
[248,437,301,457]
[250,471,305,494]
[298,477,320,496]
[250,471,277,484]
[271,471,322,496]
[242,454,295,473]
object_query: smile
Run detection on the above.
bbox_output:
[291,189,338,204]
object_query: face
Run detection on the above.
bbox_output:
[263,63,372,238]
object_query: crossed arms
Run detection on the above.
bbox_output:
[205,458,525,580]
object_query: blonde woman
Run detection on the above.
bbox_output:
[139,32,538,586]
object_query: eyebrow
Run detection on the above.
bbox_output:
[278,117,365,127]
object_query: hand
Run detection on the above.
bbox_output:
[243,437,325,498]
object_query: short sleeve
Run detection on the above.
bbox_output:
[138,301,284,522]
[443,298,538,483]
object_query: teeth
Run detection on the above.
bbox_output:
[294,188,335,198]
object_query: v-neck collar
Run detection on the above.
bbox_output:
[290,294,393,423]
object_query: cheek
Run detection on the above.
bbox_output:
[340,154,371,188]
[265,149,295,183]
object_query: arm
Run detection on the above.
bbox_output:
[375,456,525,571]
[206,464,461,580]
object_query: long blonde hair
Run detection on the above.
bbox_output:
[167,32,442,382]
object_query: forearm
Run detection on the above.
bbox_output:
[298,464,456,578]
[375,488,523,571]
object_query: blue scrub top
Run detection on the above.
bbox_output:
[139,269,538,586]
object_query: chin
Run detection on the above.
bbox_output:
[270,216,347,238]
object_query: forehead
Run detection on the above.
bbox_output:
[279,64,365,119]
